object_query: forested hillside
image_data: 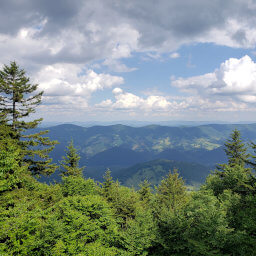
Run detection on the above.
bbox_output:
[116,159,210,188]
[42,123,256,158]
[36,122,256,185]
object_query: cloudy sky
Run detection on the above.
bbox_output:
[1,0,256,122]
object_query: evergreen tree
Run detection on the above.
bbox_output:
[154,191,231,256]
[0,61,57,175]
[156,169,188,211]
[222,129,249,168]
[202,132,256,255]
[212,129,256,196]
[0,123,25,193]
[102,169,113,195]
[138,180,153,205]
[60,140,84,177]
[0,61,42,130]
[205,164,256,196]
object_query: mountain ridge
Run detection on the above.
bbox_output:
[35,123,256,186]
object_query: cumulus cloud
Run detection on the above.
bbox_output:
[95,88,250,117]
[112,87,123,94]
[212,56,256,96]
[34,55,256,117]
[33,64,123,113]
[97,89,173,111]
[172,73,216,93]
[1,0,256,70]
[172,55,256,103]
[2,1,256,120]
[36,64,123,96]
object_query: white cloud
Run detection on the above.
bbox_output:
[36,64,124,97]
[1,0,256,71]
[97,90,172,111]
[113,92,144,109]
[95,88,251,117]
[212,55,256,95]
[2,1,256,121]
[145,96,171,109]
[102,59,137,72]
[101,24,140,72]
[172,55,256,103]
[173,73,215,93]
[95,99,113,108]
[112,87,123,94]
[170,52,180,59]
[33,64,124,113]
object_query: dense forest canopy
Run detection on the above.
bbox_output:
[1,62,256,255]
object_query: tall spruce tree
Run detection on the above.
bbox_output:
[156,169,188,211]
[60,140,84,177]
[218,129,250,170]
[207,129,256,196]
[138,180,153,205]
[0,61,57,175]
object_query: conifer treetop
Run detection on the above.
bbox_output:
[60,140,84,177]
[0,61,57,175]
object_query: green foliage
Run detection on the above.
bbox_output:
[61,176,97,197]
[0,123,27,193]
[0,61,42,128]
[0,196,46,255]
[1,122,256,255]
[221,129,249,168]
[201,130,256,255]
[60,140,84,177]
[119,208,157,255]
[0,182,63,255]
[103,180,141,225]
[204,129,256,197]
[154,191,232,256]
[0,61,58,175]
[205,164,256,196]
[102,169,114,197]
[182,191,231,255]
[101,172,158,255]
[0,142,25,193]
[155,169,189,211]
[138,180,153,206]
[46,195,119,255]
[0,189,120,255]
[248,141,256,170]
[78,241,119,255]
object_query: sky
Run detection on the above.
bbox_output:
[1,0,256,123]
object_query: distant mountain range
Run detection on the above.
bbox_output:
[36,123,256,186]
[40,120,256,128]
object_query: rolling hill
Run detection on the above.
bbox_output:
[35,123,256,186]
[114,159,211,188]
[40,123,256,158]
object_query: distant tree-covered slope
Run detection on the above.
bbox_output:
[114,159,210,188]
[37,123,256,161]
[156,146,227,166]
[86,146,154,166]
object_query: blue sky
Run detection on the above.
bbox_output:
[1,0,256,123]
